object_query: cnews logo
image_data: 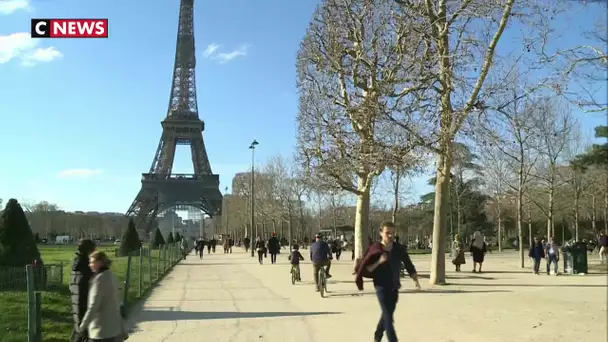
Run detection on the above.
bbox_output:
[31,19,109,38]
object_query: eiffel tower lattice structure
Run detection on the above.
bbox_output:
[125,0,222,235]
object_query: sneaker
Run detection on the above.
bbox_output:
[326,273,333,279]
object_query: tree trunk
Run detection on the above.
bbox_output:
[449,187,454,238]
[604,187,608,234]
[547,171,555,239]
[574,188,580,241]
[333,205,337,238]
[497,202,503,252]
[430,152,452,285]
[591,193,597,235]
[517,162,525,268]
[298,196,306,239]
[391,176,400,224]
[354,175,371,262]
[318,199,322,231]
[456,195,461,237]
[288,218,293,249]
[527,204,532,247]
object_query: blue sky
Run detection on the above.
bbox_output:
[0,0,605,213]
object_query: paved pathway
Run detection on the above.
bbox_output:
[126,249,607,342]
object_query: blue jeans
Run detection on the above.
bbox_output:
[546,254,558,274]
[533,258,542,273]
[374,286,399,342]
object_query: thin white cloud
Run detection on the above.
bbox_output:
[202,43,220,57]
[0,0,31,15]
[21,47,63,66]
[0,32,63,66]
[57,169,104,179]
[214,44,250,64]
[202,43,250,64]
[0,32,37,64]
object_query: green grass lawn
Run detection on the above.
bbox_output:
[0,243,180,342]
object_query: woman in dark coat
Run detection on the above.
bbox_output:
[255,237,266,264]
[451,234,466,272]
[528,237,545,275]
[469,231,487,273]
[69,239,96,342]
[267,233,280,264]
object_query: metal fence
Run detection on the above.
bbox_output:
[0,243,184,342]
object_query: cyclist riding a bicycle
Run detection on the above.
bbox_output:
[288,244,304,280]
[310,233,332,292]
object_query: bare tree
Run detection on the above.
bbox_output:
[528,100,575,240]
[387,0,561,283]
[291,172,311,240]
[297,0,423,260]
[480,146,510,251]
[481,82,542,268]
[326,190,349,237]
[543,0,607,113]
[562,124,589,241]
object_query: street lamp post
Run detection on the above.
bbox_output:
[249,139,259,257]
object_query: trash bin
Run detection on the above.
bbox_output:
[570,242,588,274]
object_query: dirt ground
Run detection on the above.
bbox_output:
[127,249,607,342]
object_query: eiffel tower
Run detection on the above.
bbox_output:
[126,0,222,235]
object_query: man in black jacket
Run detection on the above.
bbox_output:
[69,239,96,342]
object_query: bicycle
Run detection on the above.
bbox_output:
[291,265,301,285]
[317,267,328,297]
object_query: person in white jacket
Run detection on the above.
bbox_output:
[79,251,128,341]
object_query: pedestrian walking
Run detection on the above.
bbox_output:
[545,237,560,275]
[267,233,280,264]
[243,237,251,252]
[451,234,466,272]
[70,239,96,342]
[79,251,128,341]
[211,237,217,253]
[197,239,205,259]
[599,233,608,264]
[180,237,189,260]
[223,238,230,254]
[255,237,265,264]
[529,237,545,275]
[355,221,420,342]
[470,231,487,273]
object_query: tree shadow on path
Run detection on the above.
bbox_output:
[451,282,607,288]
[181,262,245,266]
[326,288,511,298]
[135,310,341,322]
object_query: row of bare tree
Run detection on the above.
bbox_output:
[290,0,607,284]
[0,200,127,240]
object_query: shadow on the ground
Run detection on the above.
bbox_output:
[451,282,607,288]
[181,262,247,266]
[134,310,340,322]
[446,275,498,280]
[481,270,537,274]
[326,288,511,298]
